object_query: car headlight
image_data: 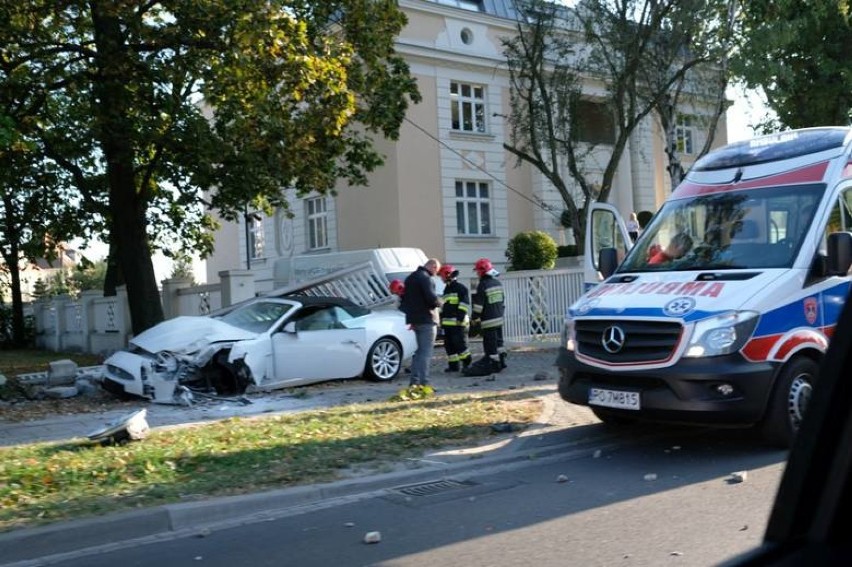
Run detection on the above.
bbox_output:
[684,311,759,358]
[562,317,577,352]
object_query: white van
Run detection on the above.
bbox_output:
[274,247,429,288]
[558,127,852,447]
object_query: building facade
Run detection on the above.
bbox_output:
[204,0,727,292]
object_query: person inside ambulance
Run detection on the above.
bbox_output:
[648,231,694,265]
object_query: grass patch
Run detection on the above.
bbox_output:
[0,391,542,532]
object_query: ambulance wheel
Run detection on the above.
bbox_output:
[759,356,818,448]
[591,407,637,426]
[365,337,402,381]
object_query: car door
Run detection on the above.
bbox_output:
[270,305,368,383]
[584,202,633,288]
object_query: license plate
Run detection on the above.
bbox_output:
[589,387,640,410]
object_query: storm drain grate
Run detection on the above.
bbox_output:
[393,479,476,497]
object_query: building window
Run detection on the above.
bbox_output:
[571,100,615,144]
[455,180,492,236]
[450,81,486,133]
[248,213,265,259]
[676,115,695,155]
[436,0,483,11]
[306,197,328,250]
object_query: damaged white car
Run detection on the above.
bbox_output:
[101,296,416,404]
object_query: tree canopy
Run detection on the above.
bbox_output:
[732,0,851,129]
[0,0,420,334]
[502,0,733,247]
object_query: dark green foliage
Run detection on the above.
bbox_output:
[506,231,558,271]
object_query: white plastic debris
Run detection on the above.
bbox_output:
[730,471,748,483]
[644,473,658,481]
[557,474,569,483]
[87,409,150,444]
[344,522,355,527]
[593,449,602,458]
[363,531,382,544]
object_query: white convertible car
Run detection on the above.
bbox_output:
[101,296,416,405]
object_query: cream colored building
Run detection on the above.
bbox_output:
[204,0,727,291]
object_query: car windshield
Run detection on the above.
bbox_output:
[217,300,295,333]
[619,184,826,272]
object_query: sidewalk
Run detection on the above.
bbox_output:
[0,345,601,566]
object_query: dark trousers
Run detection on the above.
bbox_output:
[443,325,471,368]
[482,326,504,358]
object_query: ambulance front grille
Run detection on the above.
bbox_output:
[575,320,683,364]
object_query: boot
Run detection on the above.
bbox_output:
[462,355,472,370]
[499,352,507,370]
[490,357,502,373]
[443,361,460,373]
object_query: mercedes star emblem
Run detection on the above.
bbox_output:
[601,325,626,353]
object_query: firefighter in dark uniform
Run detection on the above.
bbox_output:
[463,258,506,376]
[438,264,472,372]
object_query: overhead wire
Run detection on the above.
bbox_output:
[402,116,564,223]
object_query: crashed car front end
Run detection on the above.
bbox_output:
[100,314,265,405]
[102,341,244,404]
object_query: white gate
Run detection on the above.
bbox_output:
[499,267,585,346]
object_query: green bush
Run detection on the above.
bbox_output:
[557,245,579,257]
[505,230,558,271]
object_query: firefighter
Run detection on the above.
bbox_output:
[463,258,506,376]
[438,264,472,372]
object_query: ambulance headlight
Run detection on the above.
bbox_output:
[562,317,577,352]
[684,311,759,358]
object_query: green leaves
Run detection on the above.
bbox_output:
[732,0,852,128]
[1,1,420,333]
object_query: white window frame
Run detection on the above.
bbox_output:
[306,196,329,250]
[450,81,487,133]
[455,180,492,236]
[676,115,695,155]
[248,213,265,260]
[436,0,483,11]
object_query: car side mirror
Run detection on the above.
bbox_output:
[826,232,852,275]
[599,247,619,278]
[283,321,297,333]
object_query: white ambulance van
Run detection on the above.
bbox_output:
[557,127,852,447]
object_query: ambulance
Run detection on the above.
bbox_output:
[557,127,852,447]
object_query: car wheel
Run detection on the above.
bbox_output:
[759,356,818,448]
[591,407,637,426]
[365,337,402,381]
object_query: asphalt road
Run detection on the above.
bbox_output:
[28,426,786,567]
[0,346,789,566]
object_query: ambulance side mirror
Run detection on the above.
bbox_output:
[599,247,619,278]
[826,232,852,275]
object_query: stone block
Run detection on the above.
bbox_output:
[48,359,78,386]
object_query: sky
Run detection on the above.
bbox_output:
[726,85,772,142]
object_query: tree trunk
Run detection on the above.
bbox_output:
[91,2,164,334]
[1,193,27,346]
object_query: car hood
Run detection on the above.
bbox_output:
[129,316,258,354]
[570,269,787,322]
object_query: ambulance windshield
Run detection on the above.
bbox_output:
[620,184,825,272]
